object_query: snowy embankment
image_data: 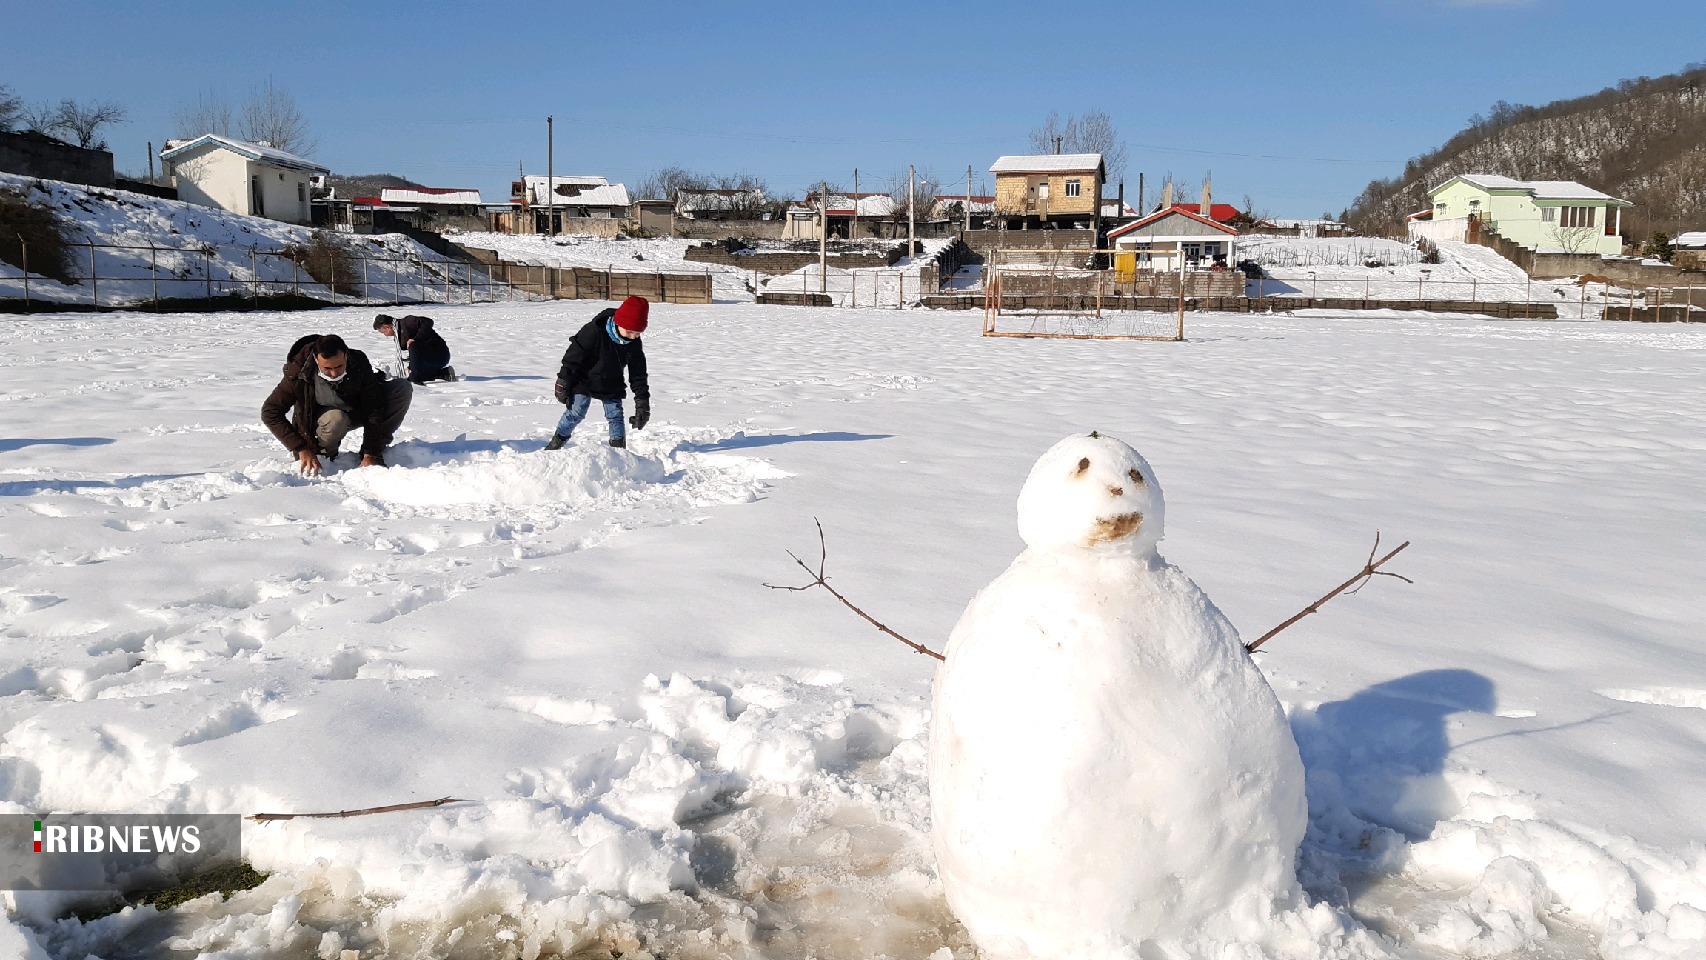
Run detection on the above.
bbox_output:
[756,238,956,307]
[0,172,480,307]
[451,232,758,303]
[1240,235,1618,319]
[3,304,1706,958]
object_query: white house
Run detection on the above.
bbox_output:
[514,176,631,218]
[1105,205,1239,271]
[782,193,898,240]
[159,135,328,225]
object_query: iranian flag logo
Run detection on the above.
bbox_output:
[32,820,41,853]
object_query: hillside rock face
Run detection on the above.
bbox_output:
[1347,68,1706,239]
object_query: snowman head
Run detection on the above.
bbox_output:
[1016,434,1165,556]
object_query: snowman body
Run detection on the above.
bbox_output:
[929,435,1306,958]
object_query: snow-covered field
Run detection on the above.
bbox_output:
[0,173,483,308]
[1240,236,1619,318]
[3,301,1705,959]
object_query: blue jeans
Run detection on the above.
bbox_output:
[555,395,625,442]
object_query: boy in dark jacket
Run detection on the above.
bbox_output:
[544,296,651,450]
[262,334,413,475]
[374,313,455,383]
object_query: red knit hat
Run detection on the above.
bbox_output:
[613,296,649,333]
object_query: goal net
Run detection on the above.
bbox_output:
[981,246,1188,341]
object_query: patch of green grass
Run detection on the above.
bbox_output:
[65,861,270,922]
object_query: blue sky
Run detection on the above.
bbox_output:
[6,0,1703,217]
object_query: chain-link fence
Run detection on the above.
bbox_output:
[1,238,532,312]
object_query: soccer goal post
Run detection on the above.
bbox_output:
[981,244,1191,341]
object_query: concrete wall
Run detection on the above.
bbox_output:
[169,147,252,215]
[1472,224,1706,285]
[0,131,114,187]
[672,219,786,241]
[255,162,314,224]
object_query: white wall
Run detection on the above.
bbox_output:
[167,144,315,224]
[169,146,253,216]
[1408,217,1469,244]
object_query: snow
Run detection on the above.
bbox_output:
[0,173,489,308]
[1240,235,1622,318]
[451,232,759,303]
[988,154,1102,173]
[932,435,1308,957]
[758,238,955,307]
[3,301,1706,958]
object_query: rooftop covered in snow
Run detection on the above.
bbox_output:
[989,153,1104,174]
[158,135,328,175]
[1429,174,1632,205]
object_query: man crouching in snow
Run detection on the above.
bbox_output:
[262,334,413,476]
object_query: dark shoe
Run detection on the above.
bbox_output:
[608,437,626,449]
[543,434,568,451]
[441,366,457,382]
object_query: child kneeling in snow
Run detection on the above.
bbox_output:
[545,296,651,450]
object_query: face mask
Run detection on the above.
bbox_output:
[319,369,347,384]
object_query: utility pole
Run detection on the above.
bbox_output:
[819,180,828,295]
[1054,135,1063,155]
[852,168,859,241]
[908,165,916,262]
[966,164,973,234]
[546,115,554,238]
[1138,173,1145,214]
[147,142,155,183]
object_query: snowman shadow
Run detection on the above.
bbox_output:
[1293,668,1496,906]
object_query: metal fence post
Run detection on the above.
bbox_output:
[330,258,337,301]
[250,248,258,303]
[393,262,400,305]
[293,257,301,298]
[150,243,159,310]
[362,256,369,301]
[88,241,97,308]
[205,250,213,300]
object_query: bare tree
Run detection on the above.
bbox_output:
[20,101,62,136]
[1028,110,1127,180]
[0,85,21,132]
[173,89,236,138]
[240,80,315,156]
[54,99,126,150]
[1548,223,1600,253]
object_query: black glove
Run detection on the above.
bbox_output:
[629,397,651,431]
[554,377,570,404]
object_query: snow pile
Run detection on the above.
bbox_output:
[932,435,1313,958]
[0,172,476,308]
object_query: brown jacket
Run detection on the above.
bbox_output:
[261,341,389,458]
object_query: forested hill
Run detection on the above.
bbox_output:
[1345,65,1706,240]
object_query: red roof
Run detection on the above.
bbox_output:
[351,196,387,207]
[1172,202,1243,223]
[1106,205,1239,240]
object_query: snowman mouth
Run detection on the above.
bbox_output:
[1087,512,1143,544]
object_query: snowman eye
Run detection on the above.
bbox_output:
[1075,457,1091,475]
[1108,486,1124,497]
[1127,468,1146,488]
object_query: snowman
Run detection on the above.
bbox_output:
[930,433,1307,958]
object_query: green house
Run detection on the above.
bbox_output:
[1419,175,1631,256]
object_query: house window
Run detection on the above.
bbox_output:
[1560,206,1596,228]
[1064,179,1081,198]
[1541,207,1555,222]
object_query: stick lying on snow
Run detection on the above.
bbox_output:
[1245,533,1411,653]
[247,796,465,822]
[764,519,945,662]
